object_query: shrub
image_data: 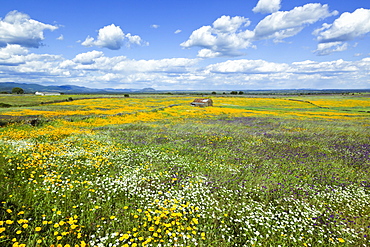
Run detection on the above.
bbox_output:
[0,102,12,108]
[12,87,24,94]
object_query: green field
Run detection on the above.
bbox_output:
[0,94,369,247]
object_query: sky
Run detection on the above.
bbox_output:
[0,0,370,90]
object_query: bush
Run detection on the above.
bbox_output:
[0,102,12,108]
[12,87,24,94]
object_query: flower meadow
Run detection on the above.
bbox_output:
[0,94,369,247]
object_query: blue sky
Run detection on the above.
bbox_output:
[0,0,370,90]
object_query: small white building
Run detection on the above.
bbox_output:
[35,92,61,96]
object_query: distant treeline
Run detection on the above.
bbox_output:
[154,89,370,95]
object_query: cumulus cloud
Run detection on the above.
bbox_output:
[315,42,349,56]
[0,10,58,48]
[1,49,370,89]
[151,24,159,29]
[0,44,28,56]
[253,3,338,42]
[253,0,281,14]
[82,24,148,50]
[197,49,221,58]
[0,44,29,65]
[314,8,370,55]
[181,4,337,58]
[0,44,63,80]
[206,59,289,73]
[174,29,182,34]
[113,58,199,73]
[181,15,254,57]
[73,50,104,65]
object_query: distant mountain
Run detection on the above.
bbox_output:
[0,82,154,94]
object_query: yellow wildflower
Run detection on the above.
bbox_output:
[192,218,199,224]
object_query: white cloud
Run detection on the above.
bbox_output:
[0,10,58,48]
[113,58,199,73]
[202,57,370,89]
[197,49,221,58]
[314,42,348,56]
[290,59,358,73]
[57,34,64,40]
[181,26,215,48]
[253,3,338,42]
[1,46,370,89]
[125,33,148,46]
[0,44,28,57]
[0,44,61,68]
[0,44,28,65]
[73,50,104,65]
[181,15,254,57]
[151,24,159,29]
[82,24,147,50]
[206,59,289,73]
[253,0,281,14]
[82,24,124,49]
[201,57,370,88]
[181,4,337,58]
[316,8,370,43]
[314,8,370,55]
[212,15,251,33]
[174,29,182,34]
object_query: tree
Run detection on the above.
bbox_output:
[238,91,244,95]
[12,87,24,94]
[230,91,238,95]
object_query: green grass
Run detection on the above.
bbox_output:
[0,96,369,247]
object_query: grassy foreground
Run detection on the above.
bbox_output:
[0,95,369,247]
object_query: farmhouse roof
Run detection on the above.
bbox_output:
[192,98,212,103]
[190,98,213,107]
